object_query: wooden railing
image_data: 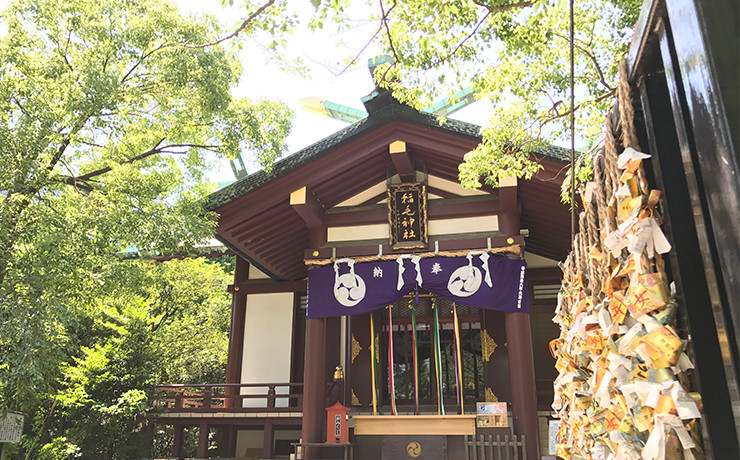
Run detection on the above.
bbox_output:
[155,383,303,413]
[465,434,527,460]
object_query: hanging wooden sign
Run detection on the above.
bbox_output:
[388,183,427,250]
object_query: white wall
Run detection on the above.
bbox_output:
[248,265,271,279]
[241,292,295,407]
[428,215,499,235]
[524,252,560,268]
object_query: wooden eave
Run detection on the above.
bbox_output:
[208,102,571,280]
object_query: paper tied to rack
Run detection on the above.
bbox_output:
[617,147,652,169]
[640,325,683,366]
[624,273,668,319]
[618,195,645,221]
[550,137,707,460]
[605,217,639,257]
[628,218,672,258]
[641,414,697,460]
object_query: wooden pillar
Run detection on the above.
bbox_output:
[226,256,249,407]
[220,425,236,458]
[172,425,184,459]
[262,420,275,459]
[500,175,538,458]
[301,317,326,459]
[498,175,519,237]
[505,312,540,460]
[197,422,209,458]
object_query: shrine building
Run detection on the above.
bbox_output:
[155,86,572,460]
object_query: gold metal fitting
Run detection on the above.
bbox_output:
[334,366,344,380]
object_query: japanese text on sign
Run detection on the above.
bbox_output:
[388,183,427,249]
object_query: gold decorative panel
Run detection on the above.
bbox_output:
[481,329,498,362]
[351,334,362,364]
[485,388,499,402]
[351,389,361,406]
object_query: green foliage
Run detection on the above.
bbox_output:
[219,0,309,72]
[9,258,232,460]
[0,0,289,457]
[320,0,640,196]
[0,0,291,413]
[205,254,237,274]
[38,437,81,460]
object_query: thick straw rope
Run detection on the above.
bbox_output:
[578,212,589,282]
[618,59,650,197]
[592,152,612,286]
[304,245,520,267]
[586,195,601,295]
[554,55,703,459]
[603,113,621,216]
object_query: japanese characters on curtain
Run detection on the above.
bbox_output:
[306,252,529,319]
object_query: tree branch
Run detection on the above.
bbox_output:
[57,176,96,192]
[445,8,492,62]
[379,0,399,63]
[538,89,616,125]
[121,43,173,84]
[553,32,615,92]
[159,143,221,154]
[11,97,29,116]
[471,0,533,13]
[449,1,533,63]
[337,1,395,77]
[182,0,276,49]
[46,138,71,176]
[70,138,167,183]
[56,140,220,188]
[121,0,276,85]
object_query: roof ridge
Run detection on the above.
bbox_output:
[204,102,568,211]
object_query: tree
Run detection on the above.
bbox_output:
[10,257,233,460]
[385,0,639,190]
[0,0,292,412]
[304,0,641,195]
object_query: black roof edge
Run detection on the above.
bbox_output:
[213,234,282,281]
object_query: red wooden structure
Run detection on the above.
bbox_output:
[155,87,571,459]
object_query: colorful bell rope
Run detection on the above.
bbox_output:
[387,305,397,415]
[452,303,465,415]
[432,295,445,415]
[410,296,420,415]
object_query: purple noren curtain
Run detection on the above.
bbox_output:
[306,254,530,319]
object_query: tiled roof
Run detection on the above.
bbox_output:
[205,99,568,211]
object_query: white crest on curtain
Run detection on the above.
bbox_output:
[447,251,492,297]
[333,258,366,307]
